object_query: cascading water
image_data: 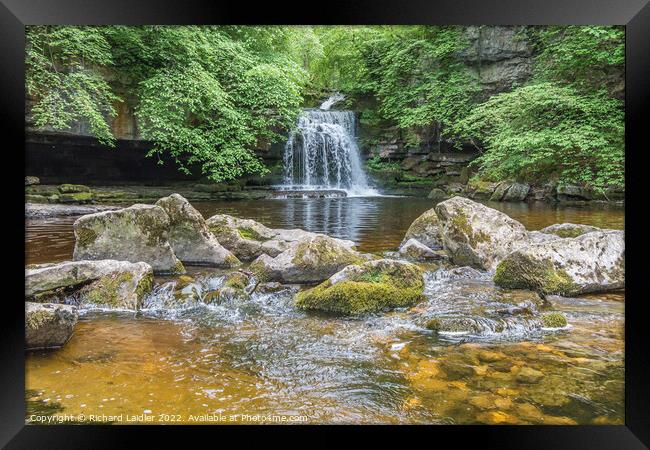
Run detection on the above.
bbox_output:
[283,96,378,196]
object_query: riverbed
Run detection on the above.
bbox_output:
[25,197,625,425]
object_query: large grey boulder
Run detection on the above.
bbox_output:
[540,223,601,238]
[434,197,528,270]
[249,235,365,284]
[26,260,154,310]
[401,208,442,250]
[494,230,624,295]
[295,259,425,315]
[73,204,185,274]
[25,302,78,350]
[206,214,355,261]
[155,194,240,267]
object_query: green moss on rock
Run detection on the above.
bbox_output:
[75,227,98,248]
[541,312,567,328]
[58,184,91,194]
[494,255,577,295]
[295,260,424,315]
[85,272,134,307]
[238,227,262,241]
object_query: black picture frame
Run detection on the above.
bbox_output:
[2,0,648,447]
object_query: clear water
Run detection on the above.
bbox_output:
[25,197,625,424]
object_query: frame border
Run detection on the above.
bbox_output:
[2,0,648,447]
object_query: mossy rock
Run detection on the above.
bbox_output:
[58,184,91,194]
[494,255,576,295]
[540,312,567,328]
[59,192,94,204]
[295,259,424,315]
[25,194,49,204]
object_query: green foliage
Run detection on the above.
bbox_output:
[456,83,624,190]
[26,26,120,145]
[366,156,400,172]
[26,25,308,182]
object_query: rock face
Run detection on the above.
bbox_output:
[249,235,365,284]
[540,223,601,238]
[401,208,443,250]
[72,204,185,274]
[207,214,355,262]
[435,197,528,270]
[26,260,154,310]
[494,230,624,295]
[295,259,425,315]
[25,302,78,350]
[502,183,530,202]
[155,194,240,267]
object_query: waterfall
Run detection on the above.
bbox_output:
[283,98,377,196]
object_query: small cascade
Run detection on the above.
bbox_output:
[283,96,378,196]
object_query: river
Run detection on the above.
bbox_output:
[25,197,625,425]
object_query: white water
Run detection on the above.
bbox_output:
[283,98,378,197]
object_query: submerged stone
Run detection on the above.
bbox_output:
[295,259,425,315]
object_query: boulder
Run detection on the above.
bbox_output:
[249,235,365,284]
[494,230,624,295]
[72,204,185,274]
[467,180,498,200]
[401,208,442,250]
[398,238,444,261]
[295,259,425,315]
[58,184,91,194]
[155,194,240,268]
[26,260,154,310]
[502,182,530,202]
[25,302,78,350]
[540,223,601,238]
[206,214,355,261]
[25,176,40,186]
[435,197,528,270]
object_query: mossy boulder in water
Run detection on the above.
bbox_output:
[541,312,567,328]
[206,213,354,262]
[249,235,365,284]
[435,197,528,270]
[295,259,425,315]
[494,230,624,295]
[401,208,442,250]
[25,302,78,350]
[156,194,240,268]
[72,204,185,274]
[539,223,601,238]
[26,260,154,310]
[58,192,94,204]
